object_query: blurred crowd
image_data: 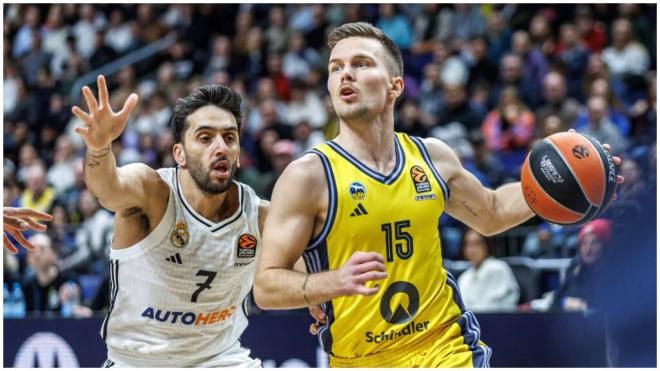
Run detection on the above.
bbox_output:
[3,4,656,318]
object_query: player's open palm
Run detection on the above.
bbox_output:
[336,251,388,297]
[71,74,138,151]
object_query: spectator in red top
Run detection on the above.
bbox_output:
[574,5,607,53]
[481,87,535,152]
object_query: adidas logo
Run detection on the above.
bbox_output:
[165,253,183,264]
[350,203,368,217]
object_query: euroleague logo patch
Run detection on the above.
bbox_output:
[349,181,366,200]
[410,166,431,193]
[572,145,589,159]
[170,221,189,248]
[237,234,257,258]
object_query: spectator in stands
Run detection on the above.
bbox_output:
[18,163,57,214]
[431,41,468,86]
[511,30,548,108]
[628,73,656,145]
[282,30,322,81]
[602,18,651,80]
[484,10,512,65]
[464,36,498,90]
[555,23,590,100]
[89,29,117,70]
[457,228,520,312]
[105,8,134,55]
[575,96,628,155]
[551,219,611,312]
[442,4,487,50]
[265,139,296,199]
[22,233,80,315]
[12,5,40,60]
[417,63,444,126]
[481,86,535,169]
[292,120,325,158]
[394,98,428,138]
[535,71,581,131]
[376,4,413,51]
[574,5,607,53]
[490,54,537,111]
[436,82,484,136]
[46,136,78,196]
[283,79,327,129]
[58,189,114,275]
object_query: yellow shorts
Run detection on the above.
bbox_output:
[329,321,491,368]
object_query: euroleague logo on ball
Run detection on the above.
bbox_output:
[572,145,589,159]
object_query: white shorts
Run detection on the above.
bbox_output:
[103,341,261,368]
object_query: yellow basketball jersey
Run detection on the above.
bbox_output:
[304,133,490,367]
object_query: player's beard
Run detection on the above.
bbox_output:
[186,152,236,195]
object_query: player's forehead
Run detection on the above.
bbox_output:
[329,37,386,63]
[185,105,238,134]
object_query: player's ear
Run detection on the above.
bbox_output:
[389,76,404,99]
[173,143,186,167]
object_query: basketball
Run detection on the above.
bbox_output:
[520,132,618,226]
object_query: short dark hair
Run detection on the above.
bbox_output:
[170,85,242,144]
[327,22,403,77]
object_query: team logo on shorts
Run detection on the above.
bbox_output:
[170,221,189,248]
[349,181,366,200]
[410,166,431,193]
[237,234,257,258]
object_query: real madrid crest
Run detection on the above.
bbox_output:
[170,221,190,248]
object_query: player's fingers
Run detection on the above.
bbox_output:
[309,323,319,336]
[616,175,624,184]
[356,271,388,283]
[12,208,53,220]
[117,93,139,123]
[611,193,618,201]
[354,260,386,274]
[3,234,19,254]
[7,230,35,251]
[309,306,326,322]
[24,218,48,231]
[82,86,100,114]
[72,106,95,126]
[568,128,576,133]
[602,143,612,153]
[612,156,621,165]
[356,285,381,296]
[98,75,110,111]
[350,251,385,264]
[74,126,90,138]
[3,216,29,231]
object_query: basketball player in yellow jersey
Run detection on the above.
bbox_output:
[254,22,624,368]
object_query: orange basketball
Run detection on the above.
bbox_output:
[520,132,618,226]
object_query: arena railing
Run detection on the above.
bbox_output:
[69,32,178,104]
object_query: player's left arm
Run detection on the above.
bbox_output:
[422,136,623,236]
[422,137,534,236]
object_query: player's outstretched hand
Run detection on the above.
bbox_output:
[72,74,138,151]
[3,207,53,254]
[335,251,388,297]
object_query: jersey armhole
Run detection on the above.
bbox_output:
[410,136,451,203]
[306,149,338,250]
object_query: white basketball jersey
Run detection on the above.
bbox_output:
[102,167,262,367]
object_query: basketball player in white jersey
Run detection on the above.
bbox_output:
[68,74,265,367]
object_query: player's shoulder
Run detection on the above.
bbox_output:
[283,152,326,183]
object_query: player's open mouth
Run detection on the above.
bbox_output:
[340,86,357,100]
[212,161,230,177]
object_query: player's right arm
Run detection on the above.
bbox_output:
[72,75,165,212]
[253,154,387,310]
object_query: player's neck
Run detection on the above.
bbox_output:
[335,115,396,174]
[179,170,236,223]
